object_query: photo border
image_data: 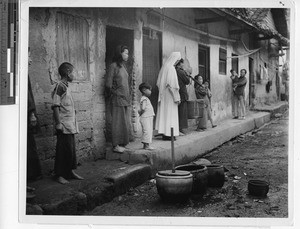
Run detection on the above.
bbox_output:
[16,0,296,227]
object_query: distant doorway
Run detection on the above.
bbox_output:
[105,26,134,142]
[198,45,210,86]
[249,57,254,107]
[231,54,239,73]
[142,28,162,122]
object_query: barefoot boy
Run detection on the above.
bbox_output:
[138,83,155,150]
[51,62,83,184]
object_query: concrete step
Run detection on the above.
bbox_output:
[252,101,288,118]
[26,161,151,215]
[106,111,271,174]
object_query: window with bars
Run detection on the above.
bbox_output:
[219,48,227,75]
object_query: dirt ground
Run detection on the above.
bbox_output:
[86,111,289,217]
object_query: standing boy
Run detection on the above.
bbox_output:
[51,62,83,184]
[138,83,155,150]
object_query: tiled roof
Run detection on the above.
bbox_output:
[219,8,289,45]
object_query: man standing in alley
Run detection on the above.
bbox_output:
[233,69,247,120]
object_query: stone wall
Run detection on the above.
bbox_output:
[29,8,107,173]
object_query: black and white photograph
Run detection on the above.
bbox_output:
[0,0,298,228]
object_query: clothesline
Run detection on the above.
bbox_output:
[152,9,237,43]
[226,47,261,59]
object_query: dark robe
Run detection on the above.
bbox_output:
[176,67,190,131]
[105,62,131,146]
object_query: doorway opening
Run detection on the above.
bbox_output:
[142,27,162,123]
[105,26,134,142]
[198,45,210,86]
[249,57,255,107]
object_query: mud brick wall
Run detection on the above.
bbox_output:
[29,8,107,174]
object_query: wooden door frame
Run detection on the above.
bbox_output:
[198,45,210,86]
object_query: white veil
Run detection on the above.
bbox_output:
[156,52,181,102]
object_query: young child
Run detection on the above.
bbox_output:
[51,62,83,184]
[204,81,216,128]
[138,83,155,150]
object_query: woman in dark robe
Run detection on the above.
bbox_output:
[105,45,131,153]
[175,58,190,135]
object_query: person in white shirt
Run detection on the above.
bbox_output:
[138,83,155,150]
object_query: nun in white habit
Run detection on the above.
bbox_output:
[155,52,181,140]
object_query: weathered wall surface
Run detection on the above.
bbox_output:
[250,38,279,107]
[29,8,143,173]
[29,8,108,173]
[28,8,280,173]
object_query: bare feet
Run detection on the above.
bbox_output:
[143,143,155,150]
[113,145,125,153]
[57,176,69,184]
[71,170,84,180]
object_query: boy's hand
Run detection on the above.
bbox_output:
[55,123,63,133]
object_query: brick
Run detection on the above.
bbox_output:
[78,120,93,131]
[76,111,91,122]
[77,141,91,150]
[78,101,91,111]
[77,130,92,142]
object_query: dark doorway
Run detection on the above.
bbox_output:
[105,26,134,79]
[231,54,239,73]
[198,45,210,86]
[105,26,134,142]
[142,27,162,121]
[249,57,255,107]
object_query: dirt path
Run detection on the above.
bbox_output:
[86,112,289,217]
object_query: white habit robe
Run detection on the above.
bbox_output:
[155,52,181,137]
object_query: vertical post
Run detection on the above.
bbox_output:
[171,127,175,173]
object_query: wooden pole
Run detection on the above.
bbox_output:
[171,127,175,173]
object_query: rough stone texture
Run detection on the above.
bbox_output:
[105,164,152,195]
[26,160,152,215]
[29,8,110,173]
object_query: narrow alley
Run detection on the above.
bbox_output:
[86,111,289,217]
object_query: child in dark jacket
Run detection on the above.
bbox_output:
[194,75,216,131]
